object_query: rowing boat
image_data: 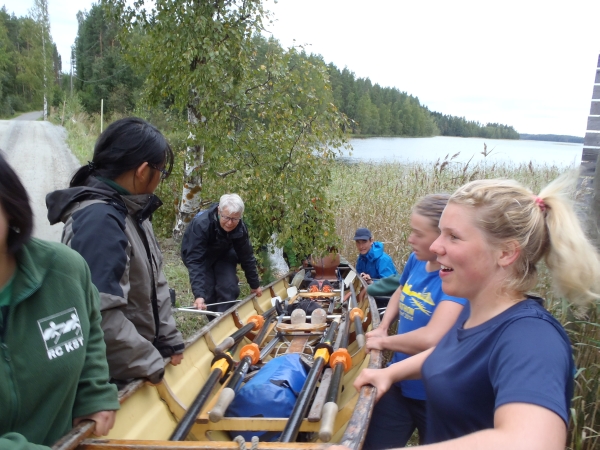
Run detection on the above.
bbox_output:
[53,257,383,450]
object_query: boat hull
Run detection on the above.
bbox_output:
[54,263,382,450]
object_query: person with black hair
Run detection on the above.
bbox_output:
[0,152,119,447]
[46,117,184,386]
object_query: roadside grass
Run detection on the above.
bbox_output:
[50,98,123,164]
[57,103,598,449]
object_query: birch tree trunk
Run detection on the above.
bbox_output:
[33,0,50,121]
[172,106,204,241]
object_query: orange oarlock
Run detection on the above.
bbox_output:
[329,348,352,373]
[247,314,265,331]
[349,307,364,321]
[239,343,261,365]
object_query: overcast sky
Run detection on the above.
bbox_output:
[3,0,599,136]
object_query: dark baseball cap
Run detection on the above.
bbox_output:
[353,227,372,240]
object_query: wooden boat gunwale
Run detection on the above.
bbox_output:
[53,262,383,450]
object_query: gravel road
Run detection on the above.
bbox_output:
[0,112,80,242]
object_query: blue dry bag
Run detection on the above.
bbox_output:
[226,353,309,441]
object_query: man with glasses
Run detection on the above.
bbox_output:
[181,194,262,315]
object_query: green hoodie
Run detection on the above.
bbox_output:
[0,239,119,449]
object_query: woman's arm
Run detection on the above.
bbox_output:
[366,300,463,354]
[386,403,566,450]
[330,404,565,450]
[365,285,402,339]
[354,347,434,402]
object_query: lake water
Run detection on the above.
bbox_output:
[344,136,583,167]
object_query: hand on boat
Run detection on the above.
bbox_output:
[328,446,352,450]
[364,335,386,353]
[251,286,263,297]
[353,367,392,403]
[194,297,207,310]
[73,410,117,436]
[365,326,388,340]
[360,272,373,284]
[170,353,184,366]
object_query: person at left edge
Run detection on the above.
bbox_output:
[46,117,184,386]
[0,152,119,448]
[181,194,262,315]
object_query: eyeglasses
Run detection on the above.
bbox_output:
[221,214,241,223]
[148,163,169,181]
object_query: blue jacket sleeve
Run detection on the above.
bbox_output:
[376,253,398,278]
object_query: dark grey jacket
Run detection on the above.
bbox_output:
[46,177,184,383]
[181,203,260,299]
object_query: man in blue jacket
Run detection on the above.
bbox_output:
[354,227,397,285]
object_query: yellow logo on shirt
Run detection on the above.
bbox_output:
[399,284,435,320]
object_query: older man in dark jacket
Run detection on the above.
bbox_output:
[181,194,262,314]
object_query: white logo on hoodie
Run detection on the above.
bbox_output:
[37,308,84,360]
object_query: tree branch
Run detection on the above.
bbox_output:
[216,169,238,178]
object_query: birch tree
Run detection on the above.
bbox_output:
[31,0,51,120]
[114,0,348,258]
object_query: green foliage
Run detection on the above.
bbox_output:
[0,5,58,116]
[327,64,439,137]
[75,2,144,115]
[327,63,518,139]
[113,0,349,258]
[432,112,520,139]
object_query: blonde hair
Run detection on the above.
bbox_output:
[413,193,451,229]
[449,174,600,306]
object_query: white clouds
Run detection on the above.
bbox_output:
[264,0,600,135]
[3,0,598,135]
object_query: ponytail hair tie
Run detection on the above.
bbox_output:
[87,161,97,171]
[534,196,547,212]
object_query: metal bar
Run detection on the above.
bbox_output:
[176,308,222,317]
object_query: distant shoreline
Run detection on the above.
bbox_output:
[519,134,584,144]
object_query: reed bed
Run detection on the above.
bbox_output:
[328,156,598,450]
[329,154,563,267]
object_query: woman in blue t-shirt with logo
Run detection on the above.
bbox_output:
[362,194,468,449]
[334,175,599,450]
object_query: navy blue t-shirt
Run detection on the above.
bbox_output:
[390,253,467,400]
[421,297,574,443]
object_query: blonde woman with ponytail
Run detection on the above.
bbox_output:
[332,174,600,450]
